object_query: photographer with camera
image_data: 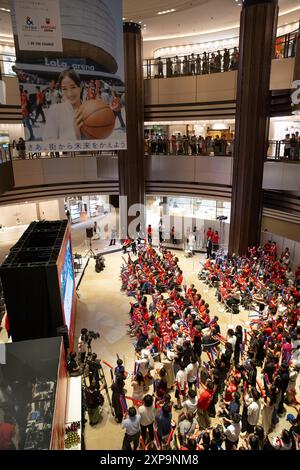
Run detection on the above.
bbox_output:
[87,352,101,389]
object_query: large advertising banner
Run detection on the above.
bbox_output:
[11,0,126,152]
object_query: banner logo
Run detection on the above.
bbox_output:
[291,80,300,106]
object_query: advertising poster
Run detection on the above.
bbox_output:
[13,0,63,52]
[11,0,126,152]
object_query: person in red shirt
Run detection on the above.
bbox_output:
[197,381,215,429]
[20,87,34,140]
[206,227,214,241]
[33,85,46,124]
[212,231,220,251]
[147,224,153,244]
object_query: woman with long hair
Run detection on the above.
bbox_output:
[43,68,84,140]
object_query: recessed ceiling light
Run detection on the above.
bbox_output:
[122,17,126,21]
[0,7,10,12]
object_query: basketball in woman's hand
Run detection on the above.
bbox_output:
[80,99,115,139]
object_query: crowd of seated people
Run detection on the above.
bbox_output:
[114,242,300,450]
[145,134,234,156]
[152,47,239,78]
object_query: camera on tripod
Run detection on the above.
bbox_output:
[85,330,100,348]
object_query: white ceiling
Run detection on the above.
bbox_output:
[124,0,300,56]
[1,0,299,58]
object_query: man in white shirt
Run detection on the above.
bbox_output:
[138,394,156,444]
[222,413,241,450]
[244,387,261,434]
[122,407,141,450]
[175,363,187,409]
[185,356,199,390]
[227,328,237,350]
[182,389,198,416]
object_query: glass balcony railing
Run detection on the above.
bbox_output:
[3,139,299,161]
[143,28,299,79]
[144,138,300,161]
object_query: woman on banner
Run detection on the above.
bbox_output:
[43,68,84,141]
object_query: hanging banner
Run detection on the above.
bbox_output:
[11,0,126,152]
[13,0,63,52]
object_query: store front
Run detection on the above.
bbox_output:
[64,195,110,224]
[146,195,231,249]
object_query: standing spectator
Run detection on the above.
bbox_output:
[202,52,209,74]
[183,56,189,75]
[185,356,199,390]
[138,394,156,444]
[166,57,173,77]
[147,224,153,244]
[121,407,141,450]
[206,226,214,241]
[155,404,172,444]
[66,209,71,221]
[158,219,164,244]
[109,227,116,246]
[157,57,164,77]
[230,47,239,70]
[197,380,215,429]
[175,56,181,76]
[178,412,198,447]
[33,86,46,124]
[283,134,291,159]
[171,226,176,245]
[234,325,243,366]
[111,90,126,129]
[261,385,277,434]
[243,387,261,434]
[212,231,220,252]
[290,133,297,161]
[223,48,230,72]
[210,53,216,73]
[190,53,196,75]
[215,51,222,73]
[171,134,177,155]
[222,413,242,450]
[206,237,213,259]
[196,54,201,74]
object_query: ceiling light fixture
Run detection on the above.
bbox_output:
[157,9,176,15]
[0,7,10,12]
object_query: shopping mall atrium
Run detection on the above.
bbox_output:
[0,0,300,455]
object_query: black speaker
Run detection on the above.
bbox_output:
[86,227,93,238]
[57,325,69,350]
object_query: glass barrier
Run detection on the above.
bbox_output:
[144,138,300,160]
[143,28,299,79]
[5,140,300,160]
